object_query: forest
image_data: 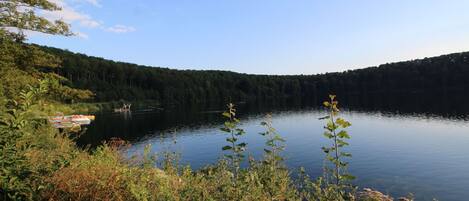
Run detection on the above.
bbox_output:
[40,45,469,109]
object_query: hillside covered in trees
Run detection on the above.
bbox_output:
[41,45,469,110]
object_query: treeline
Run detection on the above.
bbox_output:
[40,45,469,107]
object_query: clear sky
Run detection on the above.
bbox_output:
[29,0,469,75]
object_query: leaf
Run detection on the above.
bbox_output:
[341,152,352,157]
[220,127,230,133]
[337,140,349,147]
[273,135,285,142]
[326,122,336,131]
[224,122,234,128]
[235,128,245,135]
[323,132,334,139]
[337,130,350,139]
[340,174,356,181]
[321,147,330,153]
[319,115,330,120]
[326,156,335,162]
[222,145,232,150]
[323,101,330,107]
[222,112,231,118]
[274,155,284,161]
[237,142,247,147]
[226,137,237,143]
[266,138,275,143]
[336,118,351,128]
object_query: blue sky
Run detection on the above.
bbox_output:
[29,0,469,75]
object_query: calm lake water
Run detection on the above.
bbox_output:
[79,104,469,201]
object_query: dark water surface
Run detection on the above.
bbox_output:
[79,104,469,201]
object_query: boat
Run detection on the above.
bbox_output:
[49,115,95,128]
[114,103,131,113]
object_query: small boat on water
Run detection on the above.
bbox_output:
[49,115,95,128]
[114,103,131,113]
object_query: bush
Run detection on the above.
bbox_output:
[42,145,180,201]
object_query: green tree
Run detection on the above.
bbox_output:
[0,0,72,40]
[0,1,90,199]
[0,0,92,103]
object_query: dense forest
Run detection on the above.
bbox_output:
[40,45,469,109]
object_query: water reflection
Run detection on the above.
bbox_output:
[78,97,469,147]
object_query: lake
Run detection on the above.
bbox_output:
[78,103,469,201]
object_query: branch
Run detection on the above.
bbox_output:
[0,0,60,11]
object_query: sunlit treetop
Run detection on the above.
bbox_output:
[0,0,72,40]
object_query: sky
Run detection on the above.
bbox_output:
[28,0,469,75]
